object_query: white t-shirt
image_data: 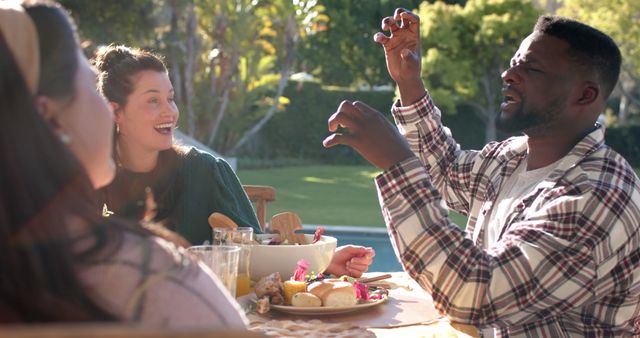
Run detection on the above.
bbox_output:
[481,158,561,338]
[485,158,561,246]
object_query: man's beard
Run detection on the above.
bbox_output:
[495,97,565,136]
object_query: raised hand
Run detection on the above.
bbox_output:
[323,100,414,170]
[374,8,426,105]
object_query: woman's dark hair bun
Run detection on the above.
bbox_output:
[92,44,134,73]
[91,44,166,105]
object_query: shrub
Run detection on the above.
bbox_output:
[604,125,640,167]
[241,81,493,166]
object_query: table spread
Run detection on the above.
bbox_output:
[239,272,479,337]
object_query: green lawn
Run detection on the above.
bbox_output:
[238,165,640,227]
[237,165,468,228]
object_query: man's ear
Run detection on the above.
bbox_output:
[576,81,600,106]
[35,95,63,131]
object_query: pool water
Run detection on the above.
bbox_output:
[302,225,403,272]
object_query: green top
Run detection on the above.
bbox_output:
[100,147,261,246]
[177,147,262,244]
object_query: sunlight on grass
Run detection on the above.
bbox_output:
[303,177,337,184]
[280,192,311,200]
[237,165,469,228]
[358,170,381,179]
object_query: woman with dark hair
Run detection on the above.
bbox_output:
[95,45,375,278]
[94,45,259,243]
[0,1,247,327]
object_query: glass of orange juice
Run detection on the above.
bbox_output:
[213,227,253,297]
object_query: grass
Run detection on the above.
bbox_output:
[237,165,468,228]
[238,166,640,228]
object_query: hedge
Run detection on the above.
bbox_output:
[245,81,490,165]
[605,126,640,167]
[249,81,396,164]
[248,81,640,169]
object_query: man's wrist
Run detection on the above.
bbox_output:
[397,78,426,106]
[381,152,415,171]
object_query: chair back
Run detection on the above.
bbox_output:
[243,185,276,232]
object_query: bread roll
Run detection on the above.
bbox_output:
[308,279,357,307]
[291,292,322,307]
[283,280,307,305]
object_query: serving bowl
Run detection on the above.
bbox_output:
[250,234,337,281]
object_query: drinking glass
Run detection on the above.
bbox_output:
[213,227,253,297]
[187,245,240,297]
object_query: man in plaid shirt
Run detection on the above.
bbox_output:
[324,9,640,337]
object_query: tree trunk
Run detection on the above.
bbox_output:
[225,14,298,155]
[184,4,197,136]
[618,71,640,126]
[207,86,232,146]
[226,68,290,155]
[480,74,498,143]
[206,48,239,146]
[166,0,183,105]
[485,119,496,144]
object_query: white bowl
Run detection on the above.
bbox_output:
[250,234,337,281]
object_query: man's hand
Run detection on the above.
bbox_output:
[324,245,375,278]
[323,100,414,170]
[374,8,426,105]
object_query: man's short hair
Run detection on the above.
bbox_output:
[534,15,622,99]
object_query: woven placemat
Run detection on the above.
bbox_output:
[248,314,375,337]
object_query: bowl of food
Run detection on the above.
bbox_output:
[250,233,337,281]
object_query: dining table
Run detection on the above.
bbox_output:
[238,271,480,338]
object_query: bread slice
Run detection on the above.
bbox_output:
[308,279,357,307]
[291,292,322,307]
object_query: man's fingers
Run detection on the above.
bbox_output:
[352,101,377,115]
[327,101,358,132]
[373,32,390,45]
[398,11,420,32]
[322,133,353,149]
[381,16,399,32]
[393,8,410,21]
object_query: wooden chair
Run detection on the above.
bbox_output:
[243,185,276,232]
[0,323,267,338]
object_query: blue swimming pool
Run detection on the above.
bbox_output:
[302,225,403,272]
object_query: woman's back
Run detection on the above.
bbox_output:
[77,228,247,328]
[0,1,247,328]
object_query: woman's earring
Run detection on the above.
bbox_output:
[116,124,120,134]
[59,132,72,144]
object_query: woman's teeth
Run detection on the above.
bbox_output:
[154,123,173,134]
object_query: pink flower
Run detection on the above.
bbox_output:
[292,259,309,281]
[353,282,369,301]
[313,226,325,244]
[369,294,385,300]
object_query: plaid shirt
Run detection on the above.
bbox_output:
[375,93,640,337]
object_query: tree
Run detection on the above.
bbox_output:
[417,0,540,142]
[59,0,159,49]
[185,0,327,154]
[298,0,465,87]
[557,0,640,125]
[225,0,329,154]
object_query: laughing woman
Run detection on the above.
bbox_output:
[94,45,261,244]
[95,45,374,278]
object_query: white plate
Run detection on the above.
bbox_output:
[267,296,388,316]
